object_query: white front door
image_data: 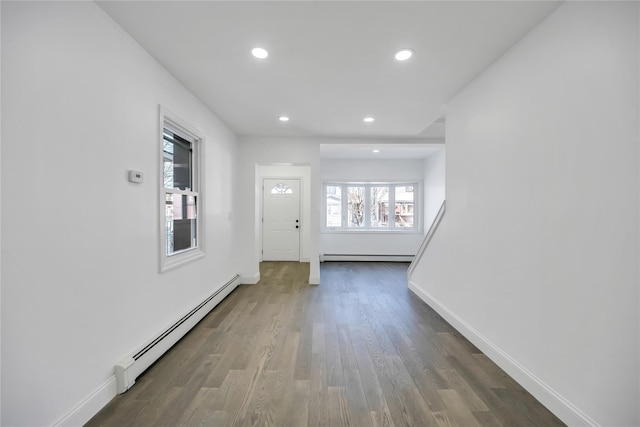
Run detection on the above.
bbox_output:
[262,179,301,261]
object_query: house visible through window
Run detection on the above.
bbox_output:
[159,108,204,272]
[324,183,418,231]
[325,185,342,227]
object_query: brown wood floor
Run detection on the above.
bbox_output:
[86,261,564,427]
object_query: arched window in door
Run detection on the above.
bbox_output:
[271,183,293,194]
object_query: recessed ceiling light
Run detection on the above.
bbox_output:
[372,149,380,153]
[278,115,290,122]
[251,47,269,59]
[395,49,414,61]
[363,117,375,123]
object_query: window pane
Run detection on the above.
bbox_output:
[166,193,197,254]
[395,186,414,228]
[347,186,365,228]
[271,183,293,194]
[163,130,192,190]
[370,186,389,227]
[326,185,342,227]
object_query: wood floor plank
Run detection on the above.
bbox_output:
[210,369,244,411]
[337,323,359,370]
[437,389,483,427]
[472,410,505,427]
[86,262,565,427]
[294,320,313,380]
[440,369,490,412]
[203,333,252,387]
[349,324,395,426]
[401,387,440,427]
[175,386,217,426]
[324,330,344,386]
[438,331,506,389]
[269,331,300,426]
[291,379,310,427]
[383,323,446,412]
[343,368,372,427]
[327,386,352,427]
[312,321,326,354]
[373,355,422,427]
[308,353,329,427]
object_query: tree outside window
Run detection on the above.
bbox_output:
[347,186,365,227]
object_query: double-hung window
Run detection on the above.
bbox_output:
[159,108,204,272]
[324,182,419,231]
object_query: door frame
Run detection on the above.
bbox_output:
[260,176,303,262]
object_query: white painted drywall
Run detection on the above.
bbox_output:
[410,2,639,426]
[320,158,426,257]
[1,2,238,425]
[0,3,3,423]
[423,147,445,230]
[237,137,321,284]
[321,158,425,183]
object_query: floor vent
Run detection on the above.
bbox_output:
[114,274,240,394]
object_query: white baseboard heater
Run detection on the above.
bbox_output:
[114,274,240,394]
[320,254,414,262]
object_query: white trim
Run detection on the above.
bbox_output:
[158,106,205,273]
[240,272,260,284]
[308,274,320,285]
[408,280,600,427]
[52,376,117,427]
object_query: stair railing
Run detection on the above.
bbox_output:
[407,200,446,279]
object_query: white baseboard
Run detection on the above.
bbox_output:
[407,280,599,427]
[53,376,117,427]
[241,272,260,284]
[308,275,320,285]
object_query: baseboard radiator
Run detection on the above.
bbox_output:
[320,254,414,262]
[114,274,240,394]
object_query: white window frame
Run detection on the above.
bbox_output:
[322,182,421,232]
[159,107,205,272]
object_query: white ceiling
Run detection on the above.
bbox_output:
[97,1,560,157]
[320,142,444,160]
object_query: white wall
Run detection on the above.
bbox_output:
[410,2,639,426]
[423,147,445,229]
[1,2,238,426]
[320,158,425,257]
[237,137,321,284]
[0,3,3,422]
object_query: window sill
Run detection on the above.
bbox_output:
[160,247,205,273]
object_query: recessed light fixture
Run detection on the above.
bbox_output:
[395,48,414,61]
[278,115,290,122]
[372,149,380,153]
[251,47,269,59]
[363,117,375,123]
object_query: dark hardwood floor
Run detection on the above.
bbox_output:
[86,261,564,427]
